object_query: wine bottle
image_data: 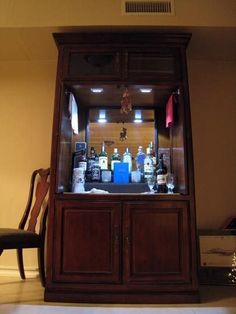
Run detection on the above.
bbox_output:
[123,147,132,173]
[156,154,168,193]
[98,142,108,170]
[144,147,154,181]
[111,148,121,171]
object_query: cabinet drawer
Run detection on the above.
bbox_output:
[63,48,121,80]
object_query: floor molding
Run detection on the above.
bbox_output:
[0,266,38,278]
[0,305,236,314]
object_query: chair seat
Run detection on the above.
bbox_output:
[0,228,41,249]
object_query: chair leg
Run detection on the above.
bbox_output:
[17,249,26,280]
[37,245,45,287]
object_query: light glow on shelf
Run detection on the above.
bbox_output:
[91,88,104,93]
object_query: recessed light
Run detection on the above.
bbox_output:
[91,88,103,93]
[140,88,152,93]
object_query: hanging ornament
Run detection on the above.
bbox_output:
[120,88,132,114]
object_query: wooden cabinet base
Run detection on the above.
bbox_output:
[44,290,200,304]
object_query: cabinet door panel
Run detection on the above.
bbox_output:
[124,201,190,284]
[63,48,121,80]
[125,48,181,81]
[53,201,121,283]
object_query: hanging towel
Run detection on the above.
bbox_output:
[166,94,174,128]
[69,93,79,134]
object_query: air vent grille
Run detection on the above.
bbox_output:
[122,0,175,15]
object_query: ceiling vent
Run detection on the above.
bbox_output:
[122,0,175,15]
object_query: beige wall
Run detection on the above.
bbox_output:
[0,0,235,27]
[0,60,56,270]
[188,59,236,228]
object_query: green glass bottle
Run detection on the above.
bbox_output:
[98,142,108,170]
[111,148,121,171]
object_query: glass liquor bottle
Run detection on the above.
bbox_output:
[78,149,87,172]
[149,141,156,167]
[156,154,168,193]
[98,142,108,170]
[135,146,146,178]
[91,156,101,182]
[86,147,97,182]
[111,148,121,171]
[144,147,154,181]
[123,147,132,173]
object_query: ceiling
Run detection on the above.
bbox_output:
[0,26,235,62]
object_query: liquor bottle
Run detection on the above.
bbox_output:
[149,141,156,167]
[86,147,97,182]
[123,147,132,173]
[98,142,108,170]
[156,154,168,193]
[144,147,154,181]
[91,156,101,182]
[78,149,87,171]
[111,148,121,171]
[135,146,146,175]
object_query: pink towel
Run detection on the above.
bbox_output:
[166,94,174,128]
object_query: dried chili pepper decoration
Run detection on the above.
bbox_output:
[120,88,132,114]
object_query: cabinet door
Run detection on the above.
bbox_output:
[123,201,191,285]
[53,200,121,283]
[124,48,181,81]
[63,48,121,80]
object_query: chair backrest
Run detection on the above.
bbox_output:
[18,168,50,234]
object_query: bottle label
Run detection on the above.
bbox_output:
[78,161,87,171]
[99,157,108,170]
[157,174,166,185]
[144,162,153,173]
[91,167,101,181]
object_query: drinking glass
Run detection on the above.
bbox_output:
[166,173,175,193]
[146,176,156,193]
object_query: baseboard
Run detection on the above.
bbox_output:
[0,266,39,278]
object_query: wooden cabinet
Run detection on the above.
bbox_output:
[45,32,199,303]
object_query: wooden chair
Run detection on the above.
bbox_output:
[0,168,50,287]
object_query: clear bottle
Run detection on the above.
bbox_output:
[149,141,156,167]
[98,142,108,170]
[156,154,168,193]
[135,146,146,175]
[123,147,132,173]
[111,148,121,171]
[144,147,154,181]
